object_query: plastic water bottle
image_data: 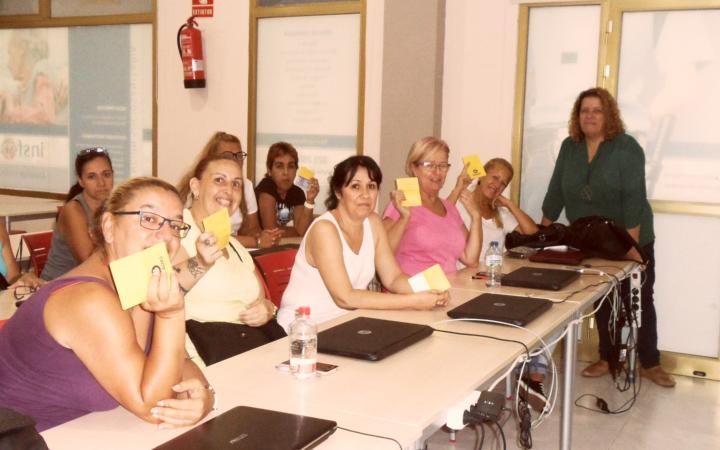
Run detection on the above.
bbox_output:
[289,306,317,379]
[485,241,503,288]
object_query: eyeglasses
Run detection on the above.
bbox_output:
[14,285,38,302]
[113,211,192,238]
[78,147,109,157]
[220,151,247,161]
[415,161,451,172]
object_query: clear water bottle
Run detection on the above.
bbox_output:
[289,306,317,379]
[485,241,503,288]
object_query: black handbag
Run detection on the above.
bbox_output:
[565,216,647,263]
[505,223,567,250]
[186,319,286,366]
[0,407,49,450]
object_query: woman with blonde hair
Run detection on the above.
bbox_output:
[177,131,282,248]
[382,136,482,275]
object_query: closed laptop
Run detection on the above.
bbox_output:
[154,406,337,450]
[447,293,552,326]
[529,249,585,266]
[501,266,580,291]
[317,316,433,361]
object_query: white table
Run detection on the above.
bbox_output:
[0,194,61,233]
[33,258,635,450]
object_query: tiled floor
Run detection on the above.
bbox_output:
[426,365,720,449]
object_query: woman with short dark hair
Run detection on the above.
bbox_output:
[277,155,448,331]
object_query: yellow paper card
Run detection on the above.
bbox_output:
[109,243,172,310]
[297,166,315,180]
[396,177,421,207]
[202,207,231,249]
[408,264,451,293]
[295,166,315,190]
[463,155,486,179]
[423,264,451,291]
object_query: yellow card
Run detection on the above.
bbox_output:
[202,207,231,249]
[396,177,421,207]
[109,243,172,310]
[462,155,487,179]
[297,166,315,180]
[408,264,451,293]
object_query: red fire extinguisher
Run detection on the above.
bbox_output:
[177,16,206,88]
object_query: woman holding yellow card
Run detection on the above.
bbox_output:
[382,136,483,275]
[0,177,220,431]
[278,155,448,331]
[179,154,285,366]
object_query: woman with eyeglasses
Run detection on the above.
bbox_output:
[41,147,114,280]
[0,177,221,431]
[277,156,449,331]
[178,154,285,366]
[256,141,319,237]
[177,131,283,248]
[382,136,482,275]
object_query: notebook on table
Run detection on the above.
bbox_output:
[501,266,580,291]
[153,406,337,450]
[317,316,433,361]
[529,249,586,266]
[447,293,552,326]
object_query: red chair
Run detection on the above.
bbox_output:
[251,244,299,308]
[21,231,53,277]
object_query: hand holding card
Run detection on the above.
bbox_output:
[295,166,315,190]
[408,264,451,293]
[109,242,173,310]
[462,155,486,179]
[396,177,421,207]
[202,207,231,250]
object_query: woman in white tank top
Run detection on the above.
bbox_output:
[277,156,450,331]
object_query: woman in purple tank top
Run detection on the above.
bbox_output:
[0,177,222,431]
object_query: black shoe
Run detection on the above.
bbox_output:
[519,377,548,412]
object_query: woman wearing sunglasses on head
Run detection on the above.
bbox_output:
[177,131,283,248]
[0,177,221,431]
[41,147,114,280]
[382,136,482,275]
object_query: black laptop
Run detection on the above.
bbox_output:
[500,266,580,291]
[317,316,433,361]
[447,293,552,326]
[154,406,337,450]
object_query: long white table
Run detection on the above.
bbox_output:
[0,194,61,233]
[24,257,636,449]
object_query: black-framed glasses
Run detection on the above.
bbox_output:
[415,161,451,172]
[78,147,109,157]
[113,211,191,238]
[14,285,38,302]
[220,151,247,161]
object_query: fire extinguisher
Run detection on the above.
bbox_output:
[177,16,206,88]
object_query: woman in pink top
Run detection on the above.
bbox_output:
[383,137,482,275]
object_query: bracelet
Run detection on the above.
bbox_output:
[205,384,218,411]
[304,201,314,209]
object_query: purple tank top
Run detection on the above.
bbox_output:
[0,276,143,431]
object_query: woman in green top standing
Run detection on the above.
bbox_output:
[541,87,674,388]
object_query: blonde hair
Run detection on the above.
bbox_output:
[177,131,242,202]
[404,136,450,176]
[483,158,514,229]
[94,177,180,247]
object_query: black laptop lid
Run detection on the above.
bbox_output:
[317,316,433,361]
[501,267,580,291]
[154,406,337,450]
[447,293,552,326]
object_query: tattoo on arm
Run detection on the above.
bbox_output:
[186,257,205,278]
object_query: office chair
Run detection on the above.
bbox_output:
[251,244,299,308]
